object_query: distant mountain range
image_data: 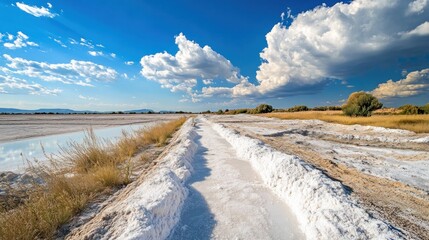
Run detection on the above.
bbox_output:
[124,109,154,113]
[0,108,155,114]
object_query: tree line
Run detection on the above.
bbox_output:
[213,91,429,117]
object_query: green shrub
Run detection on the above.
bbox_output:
[342,92,382,117]
[228,109,248,114]
[227,104,273,114]
[399,104,422,115]
[420,103,429,114]
[312,106,328,111]
[287,105,309,112]
[254,104,273,113]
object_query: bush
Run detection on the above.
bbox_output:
[420,103,429,114]
[254,104,273,114]
[287,105,309,112]
[227,104,273,114]
[399,104,423,115]
[342,92,382,117]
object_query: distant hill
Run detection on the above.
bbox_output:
[0,108,157,114]
[124,109,154,113]
[0,108,30,114]
[0,108,97,114]
[35,108,98,114]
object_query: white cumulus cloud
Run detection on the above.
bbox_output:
[407,0,428,14]
[2,54,119,86]
[372,69,429,99]
[140,33,247,99]
[0,74,62,95]
[3,31,38,49]
[16,2,57,18]
[206,0,429,98]
[125,61,134,65]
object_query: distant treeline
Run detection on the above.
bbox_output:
[207,104,342,115]
[397,104,429,115]
[208,103,429,116]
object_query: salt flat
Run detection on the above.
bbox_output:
[208,114,429,239]
[0,114,182,143]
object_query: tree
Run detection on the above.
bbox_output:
[254,104,273,113]
[342,92,382,117]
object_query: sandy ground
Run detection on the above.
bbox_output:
[0,114,183,143]
[208,114,429,240]
[168,119,304,239]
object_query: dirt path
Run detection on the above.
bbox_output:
[168,119,304,239]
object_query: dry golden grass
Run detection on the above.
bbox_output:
[0,117,188,240]
[116,131,139,159]
[140,117,187,145]
[264,111,429,133]
[60,130,119,174]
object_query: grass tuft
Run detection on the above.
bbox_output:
[140,117,187,145]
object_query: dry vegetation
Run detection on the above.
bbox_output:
[0,117,187,240]
[264,111,429,133]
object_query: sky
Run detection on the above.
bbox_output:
[0,0,428,112]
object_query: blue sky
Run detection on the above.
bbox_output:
[0,0,428,111]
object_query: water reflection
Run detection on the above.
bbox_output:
[0,124,150,172]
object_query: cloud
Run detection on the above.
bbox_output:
[88,51,103,57]
[3,31,38,49]
[140,33,247,99]
[205,0,429,99]
[203,79,213,85]
[80,38,94,49]
[2,54,119,86]
[69,38,79,45]
[110,53,116,58]
[70,37,106,51]
[371,69,429,99]
[125,61,134,65]
[407,0,428,14]
[78,95,98,101]
[0,74,62,95]
[16,2,57,18]
[402,21,429,37]
[50,37,67,48]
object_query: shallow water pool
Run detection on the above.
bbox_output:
[0,123,153,172]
